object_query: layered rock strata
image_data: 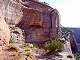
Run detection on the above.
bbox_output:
[0,0,61,44]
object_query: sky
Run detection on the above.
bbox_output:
[40,0,80,27]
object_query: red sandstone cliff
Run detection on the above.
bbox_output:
[0,0,61,44]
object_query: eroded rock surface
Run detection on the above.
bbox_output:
[0,13,10,50]
[69,32,78,52]
[0,0,61,44]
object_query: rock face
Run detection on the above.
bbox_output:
[69,32,78,52]
[0,13,10,47]
[61,27,78,52]
[0,0,61,44]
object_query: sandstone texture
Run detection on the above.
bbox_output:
[0,0,78,53]
[0,1,78,60]
[0,13,10,47]
[0,0,61,44]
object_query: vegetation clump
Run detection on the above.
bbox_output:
[25,47,33,56]
[44,40,64,53]
[9,43,20,51]
[9,39,15,44]
[20,43,29,48]
[26,51,33,56]
[25,47,31,51]
[33,44,39,48]
[11,51,18,56]
[18,58,25,60]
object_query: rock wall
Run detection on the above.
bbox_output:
[0,0,61,44]
[0,0,23,25]
[0,12,10,47]
[69,32,78,52]
[61,27,78,52]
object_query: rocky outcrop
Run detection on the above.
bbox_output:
[0,0,23,25]
[61,27,78,52]
[0,0,61,44]
[0,13,10,47]
[69,32,78,52]
[10,27,25,44]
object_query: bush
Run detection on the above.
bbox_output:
[9,39,15,44]
[23,43,29,47]
[25,47,31,51]
[33,44,39,48]
[25,47,33,56]
[44,40,64,53]
[26,51,33,56]
[9,43,20,51]
[11,51,17,56]
[67,55,73,58]
[20,43,29,48]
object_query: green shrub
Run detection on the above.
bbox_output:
[33,44,39,48]
[23,43,29,47]
[26,51,33,56]
[44,43,51,52]
[12,51,17,56]
[44,40,64,53]
[9,43,20,51]
[9,39,15,44]
[9,43,14,47]
[18,58,25,60]
[67,55,73,58]
[25,47,33,56]
[25,47,31,51]
[20,43,29,48]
